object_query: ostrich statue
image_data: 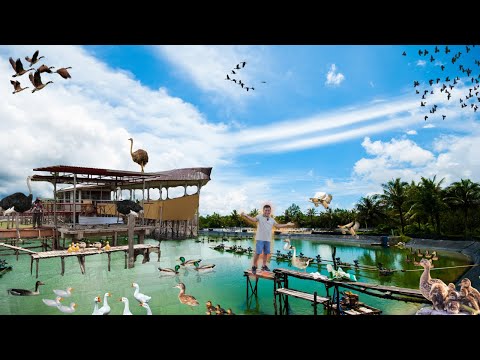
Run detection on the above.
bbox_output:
[115,187,144,217]
[0,176,33,233]
[128,138,149,173]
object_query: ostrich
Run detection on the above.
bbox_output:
[25,50,45,66]
[128,138,149,173]
[0,176,33,234]
[115,187,144,217]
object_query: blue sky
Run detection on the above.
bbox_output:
[1,45,479,216]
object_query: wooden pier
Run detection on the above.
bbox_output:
[0,227,54,240]
[58,225,155,245]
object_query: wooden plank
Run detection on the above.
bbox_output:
[30,244,157,259]
[276,288,329,304]
[243,269,275,280]
[0,242,38,254]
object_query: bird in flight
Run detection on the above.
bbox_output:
[402,51,406,56]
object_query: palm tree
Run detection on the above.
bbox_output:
[249,208,259,217]
[381,178,408,234]
[417,176,446,236]
[306,207,316,227]
[230,210,240,227]
[444,179,480,239]
[355,195,385,230]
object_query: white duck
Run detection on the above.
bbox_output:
[92,296,102,315]
[120,297,133,315]
[283,238,292,251]
[291,246,312,271]
[132,283,151,303]
[57,302,77,314]
[53,287,74,298]
[97,292,112,315]
[140,302,152,315]
[42,296,63,307]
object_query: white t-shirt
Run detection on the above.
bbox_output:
[255,215,277,241]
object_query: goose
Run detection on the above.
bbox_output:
[25,50,45,66]
[140,302,152,315]
[57,302,77,314]
[37,64,54,73]
[158,264,180,275]
[174,283,199,307]
[55,67,72,79]
[53,287,73,298]
[119,297,132,315]
[97,292,112,315]
[9,57,34,77]
[283,238,292,250]
[192,261,215,271]
[29,70,53,93]
[7,281,45,296]
[132,283,151,303]
[92,296,102,315]
[178,256,201,266]
[42,296,63,307]
[290,246,311,271]
[10,80,29,94]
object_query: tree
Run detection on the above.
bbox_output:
[285,203,302,224]
[417,175,446,236]
[230,210,241,227]
[355,195,385,230]
[381,178,408,234]
[306,207,316,227]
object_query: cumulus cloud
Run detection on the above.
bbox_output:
[325,64,345,86]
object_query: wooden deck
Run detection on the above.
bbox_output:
[0,227,55,240]
[30,244,158,259]
[331,302,382,315]
[276,288,329,304]
[0,242,37,254]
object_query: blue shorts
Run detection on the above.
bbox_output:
[255,240,271,255]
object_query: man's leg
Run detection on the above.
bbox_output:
[262,241,271,269]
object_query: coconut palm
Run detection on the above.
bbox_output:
[380,178,408,234]
[306,207,316,227]
[355,195,385,230]
[416,176,446,236]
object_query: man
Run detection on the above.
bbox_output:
[32,198,43,229]
[241,204,295,275]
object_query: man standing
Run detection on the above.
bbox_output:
[241,204,295,275]
[32,198,43,229]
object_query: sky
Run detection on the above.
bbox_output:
[1,45,479,216]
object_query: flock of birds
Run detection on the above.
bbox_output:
[403,45,480,121]
[224,61,264,92]
[9,50,72,94]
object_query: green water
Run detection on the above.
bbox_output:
[0,236,471,315]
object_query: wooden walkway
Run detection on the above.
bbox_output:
[0,242,37,254]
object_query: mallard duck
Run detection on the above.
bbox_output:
[193,261,215,271]
[8,280,45,296]
[53,287,74,298]
[206,300,216,313]
[174,283,199,307]
[92,296,102,315]
[132,283,151,303]
[57,302,77,314]
[42,296,63,307]
[445,283,461,314]
[119,297,132,315]
[140,302,152,315]
[431,251,438,261]
[424,250,432,259]
[415,258,448,311]
[97,293,112,315]
[178,256,201,266]
[158,264,180,275]
[459,287,480,311]
[290,246,312,271]
[460,278,480,305]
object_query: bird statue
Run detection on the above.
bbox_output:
[9,57,34,77]
[7,280,45,296]
[174,283,199,308]
[10,80,29,94]
[55,67,72,79]
[115,187,143,217]
[128,138,149,172]
[309,192,333,209]
[29,71,53,93]
[25,50,45,66]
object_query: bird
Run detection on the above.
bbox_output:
[225,308,235,315]
[7,280,45,296]
[10,80,29,94]
[174,283,199,307]
[337,221,360,238]
[309,192,333,209]
[283,238,292,250]
[128,138,149,173]
[53,287,74,298]
[132,282,151,303]
[240,61,246,67]
[460,278,480,305]
[54,67,72,79]
[57,302,77,314]
[158,264,181,275]
[192,261,215,271]
[37,64,55,74]
[119,297,132,315]
[29,71,53,93]
[178,256,201,266]
[25,50,45,66]
[97,292,112,315]
[415,258,449,311]
[206,300,216,313]
[9,57,34,77]
[214,304,226,315]
[290,246,311,271]
[42,296,63,307]
[140,302,152,315]
[402,51,406,56]
[103,241,111,251]
[0,176,34,218]
[92,296,102,315]
[115,188,143,217]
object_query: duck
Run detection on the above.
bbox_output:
[460,278,480,305]
[53,287,74,298]
[132,283,151,303]
[431,251,439,261]
[92,296,102,315]
[57,302,77,314]
[206,300,216,313]
[416,249,423,258]
[283,238,292,250]
[92,242,102,250]
[214,304,226,315]
[67,244,74,253]
[119,297,132,315]
[103,241,111,251]
[178,256,201,266]
[77,241,86,251]
[424,250,432,259]
[459,287,480,311]
[415,258,449,311]
[445,283,461,314]
[8,281,45,296]
[174,283,199,307]
[290,246,312,271]
[74,243,80,252]
[97,292,112,315]
[193,261,215,271]
[140,302,152,315]
[158,264,180,275]
[42,296,63,307]
[225,308,235,315]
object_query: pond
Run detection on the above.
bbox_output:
[0,235,471,315]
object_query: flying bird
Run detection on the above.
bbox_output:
[128,138,148,173]
[29,71,53,93]
[402,51,406,56]
[10,80,29,94]
[309,192,333,209]
[25,50,45,66]
[9,57,34,77]
[55,67,72,79]
[338,221,360,238]
[37,64,55,73]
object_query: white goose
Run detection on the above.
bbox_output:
[120,297,133,315]
[42,296,63,307]
[92,296,102,315]
[57,302,77,314]
[132,283,151,303]
[140,302,152,315]
[53,287,74,298]
[97,292,112,315]
[291,246,312,271]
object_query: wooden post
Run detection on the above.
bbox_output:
[127,213,135,269]
[138,231,144,244]
[77,255,85,274]
[113,232,118,246]
[108,252,111,271]
[61,256,65,276]
[158,242,161,261]
[16,249,19,261]
[15,215,21,242]
[30,256,33,275]
[53,175,58,250]
[124,251,127,269]
[35,259,39,279]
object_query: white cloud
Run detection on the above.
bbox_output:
[406,130,417,135]
[416,60,426,67]
[369,81,375,88]
[325,64,345,86]
[423,124,436,128]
